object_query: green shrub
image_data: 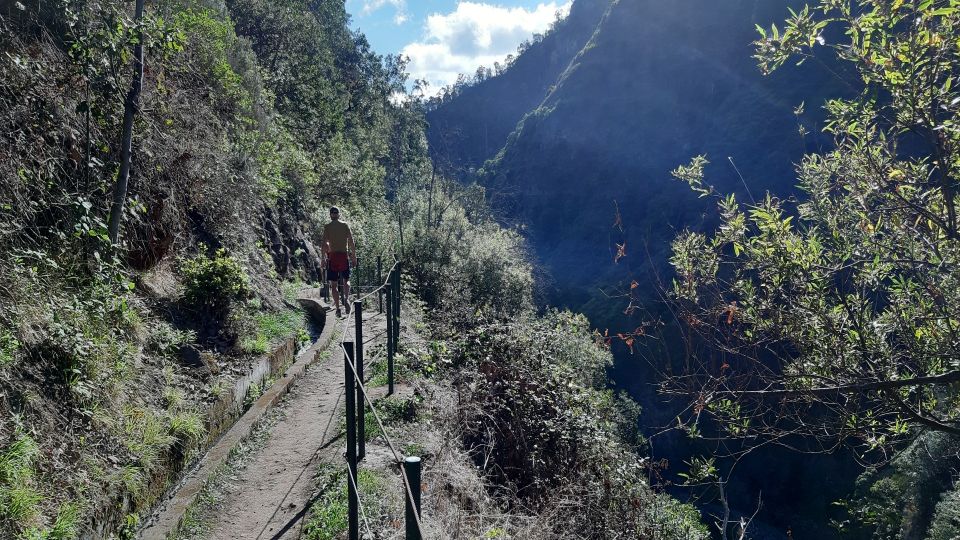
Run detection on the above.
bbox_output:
[180,247,250,314]
[928,486,960,540]
[404,178,533,322]
[172,7,252,114]
[646,495,711,540]
[454,311,705,537]
[244,381,263,407]
[834,431,960,539]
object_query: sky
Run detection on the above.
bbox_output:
[346,0,572,96]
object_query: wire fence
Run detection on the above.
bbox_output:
[259,257,424,540]
[339,258,426,540]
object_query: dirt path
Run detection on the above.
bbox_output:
[208,308,386,540]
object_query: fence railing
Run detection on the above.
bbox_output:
[340,258,423,540]
[261,257,422,540]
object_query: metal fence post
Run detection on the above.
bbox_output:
[354,300,365,461]
[391,267,397,354]
[393,264,401,354]
[343,343,359,540]
[404,456,422,540]
[355,256,361,297]
[385,281,394,396]
[377,256,383,314]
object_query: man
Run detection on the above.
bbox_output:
[321,206,357,318]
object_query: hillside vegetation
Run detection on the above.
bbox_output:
[0,0,704,538]
[430,0,960,538]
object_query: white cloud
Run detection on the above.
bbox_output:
[361,0,408,25]
[401,1,572,96]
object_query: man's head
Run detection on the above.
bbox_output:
[329,206,340,222]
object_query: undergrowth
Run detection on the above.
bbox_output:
[302,466,383,540]
[0,428,80,539]
[239,308,307,355]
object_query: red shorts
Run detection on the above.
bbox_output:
[328,252,349,272]
[327,252,350,281]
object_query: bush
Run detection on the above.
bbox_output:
[180,247,250,314]
[928,486,960,540]
[405,179,533,322]
[834,431,960,539]
[455,311,706,538]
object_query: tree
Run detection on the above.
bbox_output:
[667,0,960,461]
[107,0,146,244]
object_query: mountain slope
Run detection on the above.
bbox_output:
[426,1,858,537]
[433,0,849,318]
[426,0,609,175]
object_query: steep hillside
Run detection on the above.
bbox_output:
[0,0,709,537]
[427,0,859,536]
[426,0,609,175]
[433,0,848,319]
[0,0,418,535]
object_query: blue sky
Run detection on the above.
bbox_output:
[346,1,571,95]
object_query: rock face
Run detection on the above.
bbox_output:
[262,207,323,283]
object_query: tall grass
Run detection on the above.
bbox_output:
[240,308,307,354]
[303,467,382,540]
[0,431,42,526]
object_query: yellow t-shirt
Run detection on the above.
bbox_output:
[323,221,352,253]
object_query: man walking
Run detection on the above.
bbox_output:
[321,206,357,318]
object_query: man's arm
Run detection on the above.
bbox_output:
[319,227,328,269]
[347,226,357,266]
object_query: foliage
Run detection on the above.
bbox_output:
[404,176,533,322]
[146,321,196,358]
[454,311,706,538]
[302,467,382,540]
[646,495,712,540]
[669,0,960,460]
[928,484,960,540]
[180,247,250,314]
[238,307,305,354]
[833,431,960,539]
[0,0,713,536]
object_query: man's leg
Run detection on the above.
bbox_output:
[330,279,340,312]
